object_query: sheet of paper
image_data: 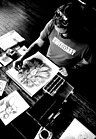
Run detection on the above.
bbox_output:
[59,118,96,139]
[17,45,27,56]
[0,54,13,66]
[6,52,59,97]
[0,80,6,96]
[0,30,25,51]
[0,90,30,125]
[0,63,2,67]
[34,127,53,139]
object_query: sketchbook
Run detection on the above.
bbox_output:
[6,52,59,97]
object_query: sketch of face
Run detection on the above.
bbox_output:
[2,96,18,119]
[78,131,88,139]
[0,96,18,119]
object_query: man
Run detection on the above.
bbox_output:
[14,1,92,76]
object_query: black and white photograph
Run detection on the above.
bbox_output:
[0,0,96,138]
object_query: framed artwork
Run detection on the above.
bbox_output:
[0,90,30,125]
[59,118,96,139]
[6,52,59,97]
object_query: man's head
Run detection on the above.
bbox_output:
[53,1,86,38]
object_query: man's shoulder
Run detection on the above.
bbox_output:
[44,19,54,35]
[45,19,54,30]
[46,19,54,26]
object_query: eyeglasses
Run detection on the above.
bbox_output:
[56,9,68,21]
[55,9,68,27]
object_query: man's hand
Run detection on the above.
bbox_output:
[59,67,68,77]
[13,58,23,71]
[73,58,89,69]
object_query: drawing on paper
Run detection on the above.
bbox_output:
[0,90,30,125]
[17,58,52,88]
[6,52,59,97]
[78,131,88,139]
[59,118,96,139]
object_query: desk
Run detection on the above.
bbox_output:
[0,63,96,139]
[0,37,96,138]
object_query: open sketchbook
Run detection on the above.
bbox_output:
[6,52,59,97]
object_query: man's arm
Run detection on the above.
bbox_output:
[20,37,45,62]
[73,58,89,69]
[21,19,53,62]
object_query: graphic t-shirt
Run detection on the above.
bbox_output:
[40,19,92,67]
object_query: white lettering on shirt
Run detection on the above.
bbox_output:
[52,37,76,55]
